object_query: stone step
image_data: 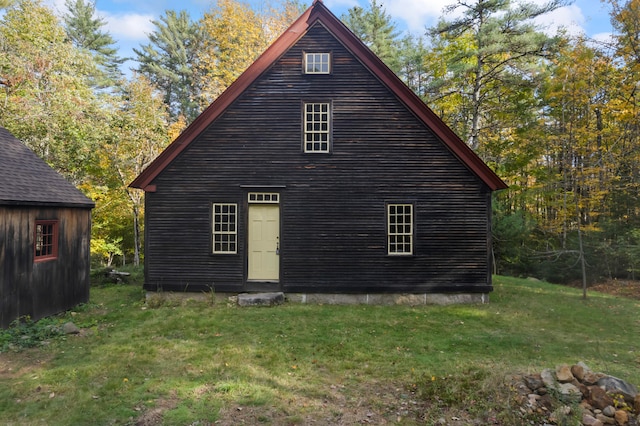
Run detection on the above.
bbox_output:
[237,292,285,307]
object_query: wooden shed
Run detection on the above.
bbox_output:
[0,127,94,327]
[131,0,508,303]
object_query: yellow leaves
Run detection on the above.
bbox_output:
[198,0,267,103]
[168,115,187,141]
[196,0,297,106]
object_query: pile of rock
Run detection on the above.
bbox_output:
[517,362,639,425]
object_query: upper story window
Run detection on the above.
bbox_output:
[387,204,413,255]
[304,52,331,74]
[34,220,58,261]
[303,102,331,153]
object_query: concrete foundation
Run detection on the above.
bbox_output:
[145,291,489,306]
[286,292,489,305]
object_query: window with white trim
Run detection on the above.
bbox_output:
[304,52,331,74]
[304,102,330,153]
[248,193,279,203]
[213,203,237,254]
[387,204,413,255]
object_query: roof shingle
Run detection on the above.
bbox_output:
[0,126,95,208]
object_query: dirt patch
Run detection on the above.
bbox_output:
[134,390,179,426]
[212,382,427,425]
[0,350,54,381]
[590,279,640,300]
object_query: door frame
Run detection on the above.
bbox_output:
[245,191,281,289]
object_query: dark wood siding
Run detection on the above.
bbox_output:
[144,23,493,294]
[1,206,91,328]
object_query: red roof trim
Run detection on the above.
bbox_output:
[130,1,507,191]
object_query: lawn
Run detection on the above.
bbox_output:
[1,275,639,425]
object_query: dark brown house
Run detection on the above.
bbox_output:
[0,127,94,327]
[131,0,507,303]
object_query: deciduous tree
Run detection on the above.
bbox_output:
[101,75,171,266]
[197,0,266,105]
[0,0,102,185]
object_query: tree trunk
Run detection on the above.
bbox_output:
[133,204,141,267]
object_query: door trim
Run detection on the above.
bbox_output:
[246,193,280,284]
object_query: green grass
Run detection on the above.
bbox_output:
[1,275,639,425]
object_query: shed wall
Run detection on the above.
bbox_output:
[0,206,91,328]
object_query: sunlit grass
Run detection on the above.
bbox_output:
[0,275,639,424]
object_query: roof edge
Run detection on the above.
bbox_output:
[306,4,507,191]
[130,4,316,190]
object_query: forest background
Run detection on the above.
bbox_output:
[2,0,639,286]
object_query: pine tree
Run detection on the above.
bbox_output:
[428,0,566,151]
[341,0,401,72]
[134,10,202,123]
[63,0,123,88]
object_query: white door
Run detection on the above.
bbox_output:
[248,204,280,281]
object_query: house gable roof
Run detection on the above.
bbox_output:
[130,0,507,191]
[0,127,95,208]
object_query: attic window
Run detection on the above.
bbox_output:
[34,220,58,261]
[304,52,331,74]
[387,204,413,255]
[303,102,331,153]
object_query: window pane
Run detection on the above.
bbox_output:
[303,102,330,153]
[387,204,413,255]
[305,53,330,74]
[213,203,237,254]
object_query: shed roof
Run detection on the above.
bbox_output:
[130,0,507,192]
[0,127,95,208]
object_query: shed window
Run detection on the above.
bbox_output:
[213,203,237,254]
[304,52,331,74]
[304,102,330,153]
[34,220,58,261]
[387,204,413,255]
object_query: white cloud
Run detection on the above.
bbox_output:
[591,31,616,45]
[101,12,155,41]
[533,4,586,36]
[383,0,456,33]
[42,0,154,42]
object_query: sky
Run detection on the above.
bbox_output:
[39,0,616,71]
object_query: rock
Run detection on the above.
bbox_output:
[61,322,80,334]
[556,364,574,383]
[588,386,614,410]
[524,374,544,391]
[237,292,285,307]
[558,382,582,403]
[635,394,640,413]
[541,369,557,390]
[596,413,616,425]
[583,371,605,385]
[572,364,586,382]
[616,410,630,425]
[582,413,604,426]
[597,376,638,403]
[603,406,616,417]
